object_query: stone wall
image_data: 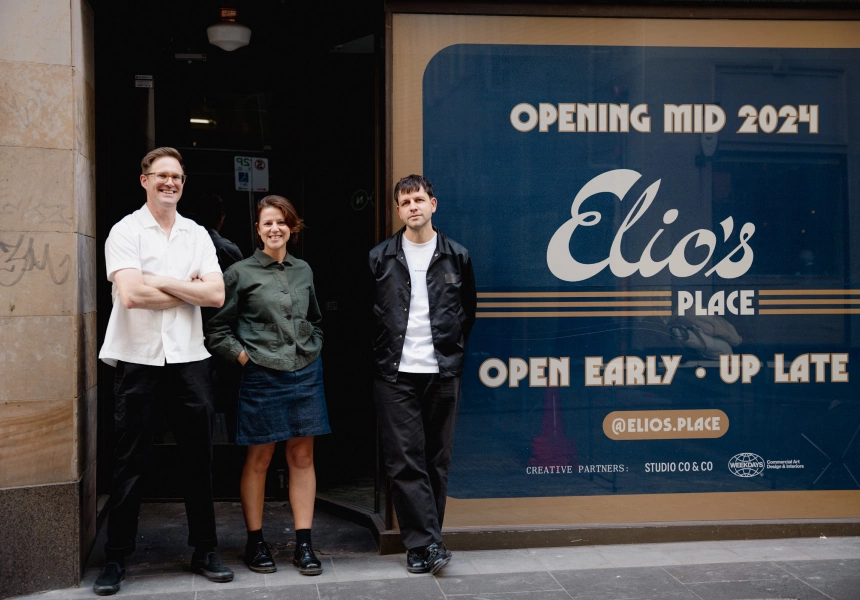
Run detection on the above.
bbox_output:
[0,0,97,596]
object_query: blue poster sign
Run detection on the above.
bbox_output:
[423,44,860,499]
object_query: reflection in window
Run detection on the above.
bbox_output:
[712,155,846,279]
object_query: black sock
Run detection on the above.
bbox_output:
[193,544,214,558]
[247,529,264,546]
[296,529,312,547]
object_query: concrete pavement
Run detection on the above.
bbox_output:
[15,537,860,599]
[11,501,860,599]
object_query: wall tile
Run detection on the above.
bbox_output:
[76,233,96,314]
[0,316,75,401]
[0,482,79,596]
[74,70,95,161]
[0,398,75,487]
[0,0,72,66]
[0,146,74,233]
[74,151,95,237]
[0,231,76,317]
[75,385,97,475]
[71,0,95,88]
[0,61,74,149]
[74,312,98,398]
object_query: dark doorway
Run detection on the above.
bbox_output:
[94,1,383,513]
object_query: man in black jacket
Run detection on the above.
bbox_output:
[368,174,476,575]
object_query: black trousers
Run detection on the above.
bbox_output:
[105,359,217,557]
[374,373,461,550]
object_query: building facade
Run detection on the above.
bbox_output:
[1,1,858,597]
[0,1,97,597]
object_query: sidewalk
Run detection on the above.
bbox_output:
[13,502,860,599]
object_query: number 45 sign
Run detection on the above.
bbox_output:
[234,156,269,192]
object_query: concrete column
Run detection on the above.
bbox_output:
[0,0,97,597]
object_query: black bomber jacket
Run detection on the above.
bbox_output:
[368,227,477,381]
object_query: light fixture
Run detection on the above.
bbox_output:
[207,7,251,52]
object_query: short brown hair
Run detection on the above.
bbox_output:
[141,147,184,174]
[255,195,305,246]
[393,174,434,206]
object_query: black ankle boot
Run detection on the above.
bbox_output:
[424,542,452,575]
[293,542,322,576]
[406,546,429,574]
[245,540,277,573]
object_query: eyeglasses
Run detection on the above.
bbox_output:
[144,172,187,185]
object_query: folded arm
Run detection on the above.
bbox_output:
[143,272,225,308]
[114,268,186,310]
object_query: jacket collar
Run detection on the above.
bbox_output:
[386,226,451,257]
[253,248,294,267]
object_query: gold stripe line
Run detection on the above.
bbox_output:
[477,311,672,318]
[758,289,860,296]
[759,309,860,315]
[477,291,672,298]
[478,301,671,308]
[759,299,860,305]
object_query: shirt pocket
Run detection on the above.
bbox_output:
[250,322,279,353]
[294,285,311,318]
[298,320,314,342]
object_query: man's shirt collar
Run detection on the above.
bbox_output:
[137,203,193,231]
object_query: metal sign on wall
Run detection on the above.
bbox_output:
[392,14,860,524]
[234,156,269,192]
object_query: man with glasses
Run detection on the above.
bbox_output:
[96,147,232,595]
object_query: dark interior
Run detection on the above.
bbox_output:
[93,0,385,511]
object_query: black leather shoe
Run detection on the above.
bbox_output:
[93,561,125,596]
[191,550,235,582]
[245,541,277,573]
[406,547,430,574]
[292,542,322,575]
[425,542,452,575]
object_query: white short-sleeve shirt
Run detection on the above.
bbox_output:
[98,204,222,367]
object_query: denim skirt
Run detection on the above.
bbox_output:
[236,355,331,446]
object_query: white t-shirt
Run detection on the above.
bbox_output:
[99,204,221,367]
[399,234,439,373]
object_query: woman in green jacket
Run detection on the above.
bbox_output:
[205,196,329,576]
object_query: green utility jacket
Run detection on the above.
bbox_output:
[205,249,323,372]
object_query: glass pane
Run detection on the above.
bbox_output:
[393,14,860,525]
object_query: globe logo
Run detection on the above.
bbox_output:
[728,452,765,477]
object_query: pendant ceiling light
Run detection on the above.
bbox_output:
[207,7,251,52]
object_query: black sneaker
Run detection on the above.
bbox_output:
[244,541,277,573]
[406,547,430,574]
[292,542,323,576]
[93,561,125,596]
[191,550,234,582]
[425,542,452,575]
